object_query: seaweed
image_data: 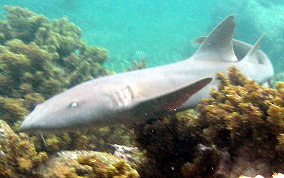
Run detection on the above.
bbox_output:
[0,120,48,177]
[134,67,284,177]
[0,120,139,178]
[0,5,134,166]
[197,66,284,177]
[133,111,220,177]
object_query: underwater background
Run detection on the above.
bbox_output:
[0,0,283,72]
[0,0,284,177]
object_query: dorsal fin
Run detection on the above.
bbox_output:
[193,15,238,62]
[242,34,264,64]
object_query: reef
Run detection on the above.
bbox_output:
[133,109,221,177]
[37,151,139,178]
[0,5,134,153]
[196,66,284,177]
[0,120,48,177]
[0,120,139,177]
[133,66,284,177]
[0,6,109,127]
[30,125,135,153]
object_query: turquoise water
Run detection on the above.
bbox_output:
[0,0,283,72]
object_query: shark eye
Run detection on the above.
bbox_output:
[70,102,78,108]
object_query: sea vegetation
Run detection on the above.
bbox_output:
[197,66,284,177]
[31,126,134,153]
[0,4,136,173]
[0,6,138,177]
[0,6,109,127]
[0,120,48,177]
[134,66,284,177]
[133,109,221,177]
[0,120,138,177]
[36,150,139,178]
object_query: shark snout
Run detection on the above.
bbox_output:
[20,114,46,133]
[19,124,30,133]
[20,115,36,132]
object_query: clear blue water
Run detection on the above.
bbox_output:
[0,0,283,72]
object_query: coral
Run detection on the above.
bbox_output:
[0,120,48,177]
[196,66,284,177]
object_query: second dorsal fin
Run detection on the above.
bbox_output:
[242,34,264,64]
[193,15,238,62]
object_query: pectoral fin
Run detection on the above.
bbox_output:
[134,78,212,113]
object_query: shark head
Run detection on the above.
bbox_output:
[20,81,118,133]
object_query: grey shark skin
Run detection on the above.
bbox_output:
[20,15,274,133]
[20,77,212,133]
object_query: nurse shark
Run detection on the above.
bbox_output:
[20,15,274,133]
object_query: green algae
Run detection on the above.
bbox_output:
[0,120,139,178]
[133,67,284,177]
[0,120,48,177]
[133,111,213,177]
[193,67,284,176]
[35,151,139,178]
[0,4,134,169]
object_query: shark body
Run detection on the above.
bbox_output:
[20,15,274,133]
